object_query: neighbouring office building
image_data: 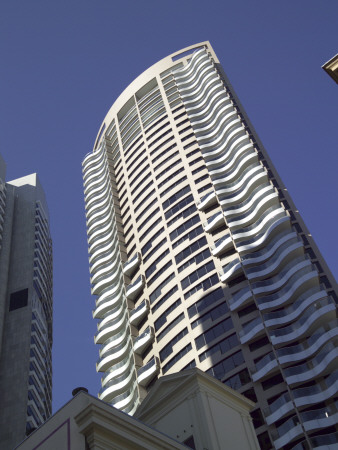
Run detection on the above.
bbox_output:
[82,43,338,449]
[0,155,53,449]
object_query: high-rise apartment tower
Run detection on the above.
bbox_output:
[82,43,338,449]
[0,155,53,449]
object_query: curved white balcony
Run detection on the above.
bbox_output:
[123,253,141,276]
[137,357,160,387]
[236,214,290,255]
[99,369,136,403]
[85,180,110,211]
[126,275,144,301]
[216,164,263,197]
[272,415,302,449]
[100,326,130,357]
[241,229,297,267]
[276,320,338,367]
[91,256,121,293]
[90,242,119,275]
[208,136,253,174]
[270,298,336,346]
[92,264,123,297]
[292,370,338,409]
[196,109,239,148]
[94,309,128,345]
[203,211,224,232]
[252,256,311,297]
[87,208,114,238]
[93,279,124,318]
[197,190,217,210]
[129,300,149,326]
[256,265,318,311]
[88,220,113,248]
[292,432,338,450]
[228,285,253,311]
[239,316,264,344]
[112,380,139,413]
[181,66,220,107]
[232,205,285,244]
[211,147,257,187]
[284,340,338,386]
[263,284,327,328]
[101,352,135,387]
[274,405,338,449]
[223,182,273,220]
[219,257,242,282]
[194,102,235,140]
[251,351,278,382]
[245,238,303,282]
[184,77,224,117]
[211,233,233,256]
[264,392,293,425]
[96,336,132,372]
[227,190,279,232]
[133,326,154,355]
[301,404,338,434]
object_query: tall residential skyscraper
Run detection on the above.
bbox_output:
[0,155,53,449]
[82,42,338,449]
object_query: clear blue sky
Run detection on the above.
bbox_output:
[0,0,337,412]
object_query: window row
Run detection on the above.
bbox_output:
[140,216,162,242]
[163,185,190,211]
[154,149,179,173]
[149,272,175,304]
[164,193,194,221]
[151,137,176,160]
[181,260,215,291]
[145,248,170,278]
[144,114,168,135]
[184,273,218,300]
[175,236,207,265]
[191,303,229,328]
[170,214,199,242]
[195,316,233,350]
[178,248,211,274]
[172,225,203,250]
[162,344,192,374]
[148,128,172,149]
[143,238,167,264]
[199,333,239,362]
[187,287,224,319]
[156,158,181,181]
[160,175,187,198]
[135,197,157,223]
[134,189,155,213]
[160,326,188,362]
[154,299,182,332]
[147,260,172,287]
[151,285,178,314]
[158,167,185,190]
[141,227,164,256]
[146,121,170,142]
[197,183,213,195]
[130,171,152,196]
[206,350,244,381]
[137,207,160,232]
[167,203,196,228]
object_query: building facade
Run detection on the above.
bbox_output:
[82,42,338,449]
[0,156,53,449]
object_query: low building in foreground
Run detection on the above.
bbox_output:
[15,369,259,450]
